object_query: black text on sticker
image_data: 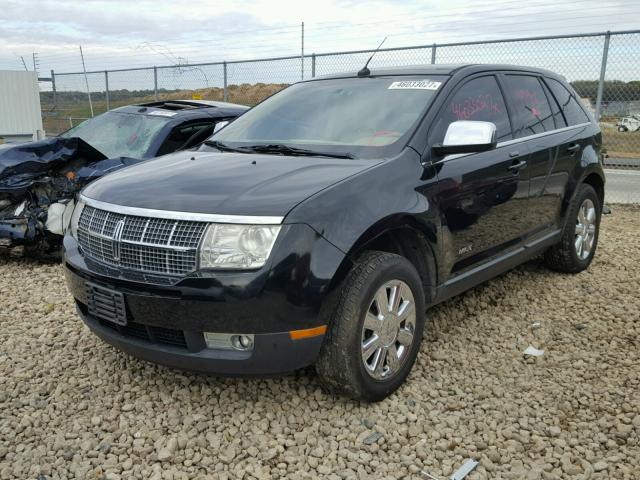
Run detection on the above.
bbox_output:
[388,80,442,90]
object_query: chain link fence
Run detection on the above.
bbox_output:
[39,29,640,202]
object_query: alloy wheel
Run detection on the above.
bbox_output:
[361,280,416,380]
[575,198,597,260]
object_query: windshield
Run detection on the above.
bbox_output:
[210,76,446,158]
[61,111,170,159]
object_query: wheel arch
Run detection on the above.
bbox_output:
[328,215,439,305]
[582,171,605,209]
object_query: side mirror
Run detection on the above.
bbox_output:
[432,120,497,156]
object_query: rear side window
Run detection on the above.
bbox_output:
[431,75,512,143]
[545,78,591,126]
[502,75,555,137]
[157,122,214,156]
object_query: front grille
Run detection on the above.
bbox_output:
[77,205,208,278]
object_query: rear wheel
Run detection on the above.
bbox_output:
[617,126,628,132]
[543,184,601,273]
[316,251,426,401]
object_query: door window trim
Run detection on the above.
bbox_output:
[425,70,594,165]
[436,122,591,163]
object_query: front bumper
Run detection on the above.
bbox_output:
[63,225,348,375]
[75,302,323,375]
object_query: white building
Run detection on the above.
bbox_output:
[0,70,44,143]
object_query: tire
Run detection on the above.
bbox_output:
[617,126,628,132]
[543,183,601,273]
[315,251,426,402]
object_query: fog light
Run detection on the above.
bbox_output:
[203,332,254,351]
[231,334,254,351]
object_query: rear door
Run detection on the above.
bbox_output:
[428,74,531,280]
[500,74,561,234]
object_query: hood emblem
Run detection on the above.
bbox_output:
[112,219,125,261]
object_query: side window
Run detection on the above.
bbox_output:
[431,75,512,144]
[156,122,215,156]
[502,75,555,137]
[545,78,591,126]
[541,80,567,128]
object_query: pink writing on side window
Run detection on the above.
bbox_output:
[451,95,501,120]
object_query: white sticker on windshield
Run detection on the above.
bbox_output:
[388,80,442,90]
[148,110,177,117]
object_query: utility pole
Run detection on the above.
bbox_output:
[301,21,304,81]
[79,45,94,117]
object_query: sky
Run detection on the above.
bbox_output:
[1,0,639,75]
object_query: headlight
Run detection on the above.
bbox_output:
[69,200,85,238]
[199,224,281,270]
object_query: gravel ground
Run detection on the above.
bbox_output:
[1,206,639,480]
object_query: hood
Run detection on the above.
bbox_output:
[0,137,106,181]
[0,137,142,200]
[82,150,379,217]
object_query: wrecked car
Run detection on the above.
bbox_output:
[616,114,640,132]
[0,100,247,255]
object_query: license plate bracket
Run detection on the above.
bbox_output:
[86,282,128,326]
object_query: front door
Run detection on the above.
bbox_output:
[426,75,530,281]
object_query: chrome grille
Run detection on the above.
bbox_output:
[77,205,208,277]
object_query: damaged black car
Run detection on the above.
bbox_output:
[0,100,247,255]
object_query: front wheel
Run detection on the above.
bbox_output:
[617,126,628,132]
[315,251,426,402]
[543,184,601,273]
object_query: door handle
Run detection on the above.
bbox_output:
[508,151,520,158]
[567,144,581,154]
[508,159,527,172]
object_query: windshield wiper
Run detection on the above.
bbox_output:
[203,140,252,153]
[241,144,355,159]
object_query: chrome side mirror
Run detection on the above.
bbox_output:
[432,120,497,156]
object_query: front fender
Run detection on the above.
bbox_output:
[285,149,441,294]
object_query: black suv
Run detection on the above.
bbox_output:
[64,65,604,401]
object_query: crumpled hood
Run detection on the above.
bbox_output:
[0,137,144,199]
[0,137,106,181]
[82,150,379,217]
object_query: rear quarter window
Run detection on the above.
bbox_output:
[545,78,591,126]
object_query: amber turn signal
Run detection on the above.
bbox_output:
[289,325,327,340]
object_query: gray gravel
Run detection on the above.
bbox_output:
[1,206,639,479]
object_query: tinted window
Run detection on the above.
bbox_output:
[503,75,555,137]
[541,80,567,128]
[157,122,214,155]
[545,78,590,126]
[431,76,512,143]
